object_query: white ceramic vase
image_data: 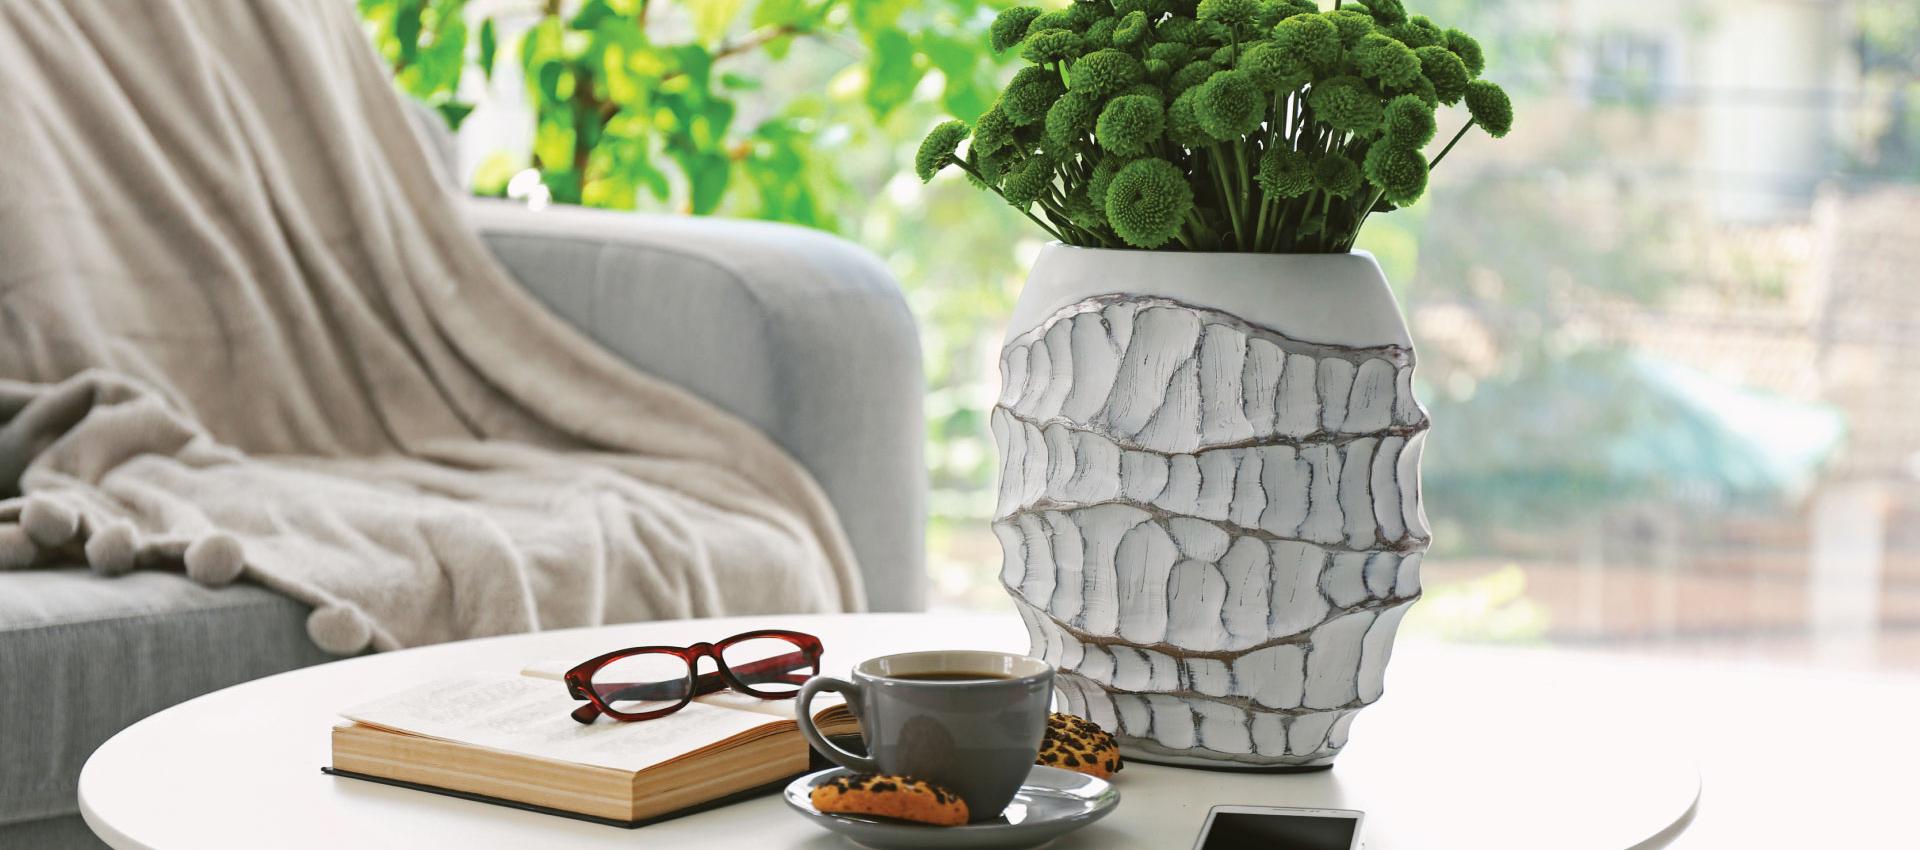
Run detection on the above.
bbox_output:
[994,244,1430,770]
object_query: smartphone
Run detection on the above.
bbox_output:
[1192,805,1365,850]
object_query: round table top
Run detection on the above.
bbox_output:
[79,612,1698,850]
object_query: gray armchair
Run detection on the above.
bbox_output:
[0,168,926,846]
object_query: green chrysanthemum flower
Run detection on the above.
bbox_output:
[1113,10,1149,46]
[1088,153,1136,203]
[1239,41,1311,92]
[1444,28,1486,78]
[1307,75,1383,136]
[1044,89,1100,148]
[971,105,1016,156]
[1000,66,1066,127]
[1064,186,1111,234]
[1366,0,1408,26]
[1113,0,1153,13]
[1097,94,1166,156]
[1324,9,1375,46]
[1265,0,1318,21]
[1022,29,1085,64]
[1315,152,1362,197]
[1415,45,1469,105]
[1144,58,1172,80]
[1389,14,1442,49]
[1464,79,1513,137]
[1390,72,1438,108]
[1105,158,1194,248]
[1084,17,1117,49]
[1031,10,1077,31]
[1351,32,1420,88]
[1382,94,1435,148]
[1166,87,1211,148]
[1197,0,1258,29]
[1271,13,1340,70]
[1070,49,1147,97]
[1001,155,1055,208]
[1065,1,1102,28]
[1363,143,1428,204]
[1155,15,1203,44]
[1193,69,1264,141]
[1170,60,1222,95]
[1149,41,1195,67]
[1256,146,1314,198]
[963,146,1007,190]
[915,120,968,182]
[1210,44,1240,66]
[990,7,1043,53]
[1122,82,1169,102]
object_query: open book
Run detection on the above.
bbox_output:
[328,662,857,826]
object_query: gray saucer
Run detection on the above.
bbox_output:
[783,765,1119,849]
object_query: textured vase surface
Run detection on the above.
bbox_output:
[994,245,1430,769]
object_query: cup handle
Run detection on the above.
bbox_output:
[797,676,878,773]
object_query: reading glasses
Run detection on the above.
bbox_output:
[563,629,823,724]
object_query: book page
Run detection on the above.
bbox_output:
[340,674,773,773]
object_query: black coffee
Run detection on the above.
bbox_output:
[891,671,1012,682]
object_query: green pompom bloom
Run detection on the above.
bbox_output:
[1022,29,1085,64]
[1105,158,1194,248]
[1064,1,1102,28]
[1065,186,1112,234]
[1166,87,1211,148]
[1144,58,1172,81]
[1193,69,1264,141]
[1256,147,1314,198]
[1415,45,1470,105]
[1351,32,1420,88]
[1239,41,1311,92]
[1272,13,1340,70]
[1266,0,1318,21]
[972,106,1016,157]
[1386,19,1439,49]
[1149,42,1195,67]
[1097,94,1167,156]
[1001,66,1066,127]
[1001,155,1055,208]
[1390,72,1438,108]
[1084,17,1117,49]
[1464,79,1513,137]
[1382,94,1435,148]
[1444,28,1486,78]
[1044,89,1100,149]
[1070,49,1147,97]
[1122,82,1169,102]
[963,147,1007,190]
[1324,9,1375,46]
[1307,75,1383,136]
[1113,10,1149,46]
[1031,10,1077,31]
[1155,15,1203,44]
[1363,143,1428,204]
[1088,154,1136,206]
[1113,0,1153,13]
[1197,0,1258,29]
[1170,60,1222,94]
[1315,152,1362,197]
[990,7,1043,53]
[915,120,969,182]
[1367,0,1408,26]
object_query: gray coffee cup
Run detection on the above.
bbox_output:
[796,650,1054,822]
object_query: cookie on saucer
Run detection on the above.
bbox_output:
[1036,712,1123,779]
[809,773,969,826]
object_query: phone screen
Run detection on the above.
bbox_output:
[1198,811,1360,850]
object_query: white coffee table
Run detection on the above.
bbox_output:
[79,612,1697,849]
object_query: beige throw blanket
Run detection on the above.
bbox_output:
[0,0,862,653]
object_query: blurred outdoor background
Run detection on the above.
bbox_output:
[366,0,1920,671]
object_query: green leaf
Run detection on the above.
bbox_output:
[719,72,761,90]
[865,27,923,118]
[394,0,422,63]
[478,18,497,81]
[569,0,618,31]
[435,100,475,129]
[689,0,747,45]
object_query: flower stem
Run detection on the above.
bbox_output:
[1430,120,1475,171]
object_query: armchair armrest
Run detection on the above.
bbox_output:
[463,199,926,611]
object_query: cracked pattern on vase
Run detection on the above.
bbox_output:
[995,294,1430,768]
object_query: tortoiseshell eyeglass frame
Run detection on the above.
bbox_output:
[563,629,824,724]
